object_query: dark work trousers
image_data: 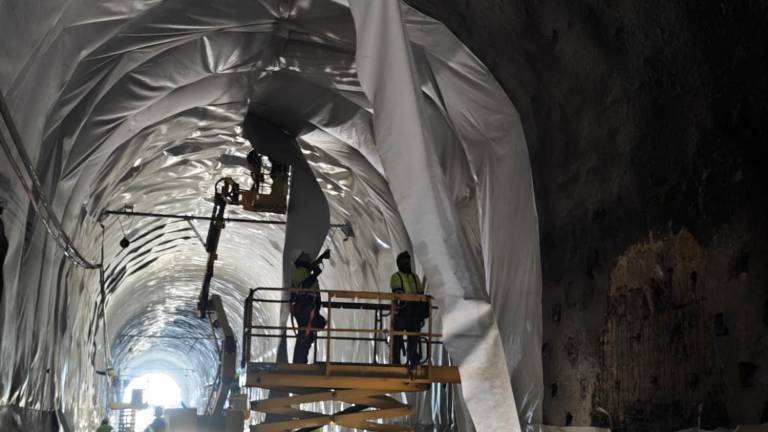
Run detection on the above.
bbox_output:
[293,311,316,364]
[148,417,167,432]
[392,315,421,366]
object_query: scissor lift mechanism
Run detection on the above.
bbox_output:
[242,288,460,432]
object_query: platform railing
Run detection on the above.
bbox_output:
[242,287,441,375]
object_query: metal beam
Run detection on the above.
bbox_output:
[102,209,349,228]
[184,219,206,248]
[250,389,414,432]
[118,335,215,340]
[247,373,430,392]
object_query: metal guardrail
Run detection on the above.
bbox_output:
[102,209,352,229]
[242,287,441,371]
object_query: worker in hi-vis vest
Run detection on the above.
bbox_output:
[390,251,424,367]
[290,251,329,364]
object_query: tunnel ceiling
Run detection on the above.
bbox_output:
[0,1,543,431]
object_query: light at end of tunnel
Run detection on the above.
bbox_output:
[123,372,182,431]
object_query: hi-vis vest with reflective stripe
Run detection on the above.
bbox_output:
[292,267,318,290]
[390,271,422,295]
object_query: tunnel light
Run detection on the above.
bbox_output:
[123,372,182,431]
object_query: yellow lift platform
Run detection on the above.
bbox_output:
[242,288,460,432]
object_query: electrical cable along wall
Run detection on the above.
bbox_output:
[0,205,6,303]
[0,1,542,431]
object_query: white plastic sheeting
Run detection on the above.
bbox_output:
[541,428,610,432]
[351,2,542,430]
[0,0,542,430]
[676,426,768,432]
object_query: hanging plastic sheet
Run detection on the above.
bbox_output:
[0,0,542,430]
[350,2,542,430]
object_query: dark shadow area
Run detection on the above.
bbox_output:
[406,0,768,429]
[0,406,59,432]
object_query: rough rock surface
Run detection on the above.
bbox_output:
[406,0,768,429]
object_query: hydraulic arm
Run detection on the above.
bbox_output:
[198,178,239,318]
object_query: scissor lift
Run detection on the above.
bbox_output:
[242,288,460,432]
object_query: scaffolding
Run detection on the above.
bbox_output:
[117,409,135,432]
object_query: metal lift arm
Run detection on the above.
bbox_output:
[198,191,226,318]
[198,178,238,318]
[205,294,237,416]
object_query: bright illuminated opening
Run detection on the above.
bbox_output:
[123,372,183,431]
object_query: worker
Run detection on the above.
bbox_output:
[268,160,289,200]
[290,250,329,364]
[243,151,289,213]
[145,407,167,432]
[390,251,425,367]
[96,418,113,432]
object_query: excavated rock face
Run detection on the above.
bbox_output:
[600,229,728,430]
[407,0,768,429]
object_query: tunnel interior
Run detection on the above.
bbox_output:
[2,1,768,432]
[1,1,541,431]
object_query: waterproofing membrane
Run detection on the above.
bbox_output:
[675,425,768,432]
[0,0,542,430]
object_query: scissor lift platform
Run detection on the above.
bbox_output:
[242,288,460,432]
[246,361,459,391]
[245,362,459,432]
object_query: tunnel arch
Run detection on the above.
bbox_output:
[0,2,542,431]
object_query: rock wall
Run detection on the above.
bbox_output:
[406,0,768,429]
[599,229,725,430]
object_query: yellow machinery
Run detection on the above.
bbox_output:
[242,288,460,432]
[198,152,289,318]
[241,153,290,215]
[190,152,460,431]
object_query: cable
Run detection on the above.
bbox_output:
[0,90,99,269]
[0,92,115,409]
